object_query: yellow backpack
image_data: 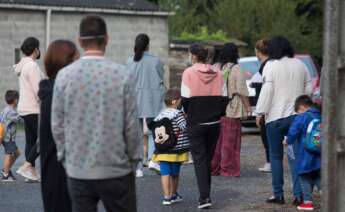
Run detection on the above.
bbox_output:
[0,113,6,144]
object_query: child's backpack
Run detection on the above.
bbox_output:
[304,114,322,154]
[148,117,178,152]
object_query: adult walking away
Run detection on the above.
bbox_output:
[127,33,165,177]
[181,43,227,209]
[251,39,271,172]
[14,37,44,181]
[211,43,251,177]
[255,36,313,205]
[39,40,79,212]
[51,16,140,212]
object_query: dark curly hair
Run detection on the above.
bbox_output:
[190,43,208,63]
[268,36,294,60]
[218,43,239,68]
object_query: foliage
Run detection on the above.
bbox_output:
[175,27,228,42]
[148,0,323,60]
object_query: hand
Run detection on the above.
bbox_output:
[256,116,262,128]
[246,106,252,116]
[283,139,288,146]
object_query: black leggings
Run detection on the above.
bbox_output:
[260,116,270,163]
[22,114,40,167]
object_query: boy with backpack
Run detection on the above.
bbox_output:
[283,95,322,211]
[149,89,190,206]
[0,90,21,181]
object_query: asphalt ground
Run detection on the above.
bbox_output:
[0,131,321,212]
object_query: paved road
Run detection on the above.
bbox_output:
[0,131,320,212]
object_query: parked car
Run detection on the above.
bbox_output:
[238,54,320,126]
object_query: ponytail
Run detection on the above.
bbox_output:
[134,33,150,62]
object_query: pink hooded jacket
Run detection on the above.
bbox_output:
[181,63,227,125]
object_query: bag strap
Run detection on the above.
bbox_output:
[224,63,236,97]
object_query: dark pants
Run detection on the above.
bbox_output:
[300,171,321,202]
[22,114,40,166]
[41,142,72,212]
[266,115,296,198]
[260,116,270,163]
[67,173,137,212]
[188,123,220,200]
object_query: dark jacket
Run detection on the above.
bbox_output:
[251,59,268,103]
[286,108,321,175]
[38,79,72,212]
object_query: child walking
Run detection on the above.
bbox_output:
[284,95,321,211]
[1,90,21,181]
[150,89,190,205]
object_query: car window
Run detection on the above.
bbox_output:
[298,57,317,78]
[239,60,261,79]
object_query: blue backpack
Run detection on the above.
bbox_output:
[304,114,322,154]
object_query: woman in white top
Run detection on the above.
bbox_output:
[14,37,44,181]
[255,36,312,204]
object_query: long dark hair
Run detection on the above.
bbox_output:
[134,33,150,62]
[218,43,239,68]
[268,36,294,60]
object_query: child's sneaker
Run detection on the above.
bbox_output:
[148,160,160,174]
[1,170,16,182]
[198,198,212,209]
[297,202,314,211]
[162,198,172,205]
[171,193,183,203]
[136,169,144,178]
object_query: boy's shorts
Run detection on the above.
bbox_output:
[160,162,182,176]
[2,141,18,155]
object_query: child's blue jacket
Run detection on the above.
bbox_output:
[286,108,321,175]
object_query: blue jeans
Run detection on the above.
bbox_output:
[287,144,303,198]
[300,171,321,201]
[266,115,296,198]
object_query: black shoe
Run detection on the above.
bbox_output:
[293,196,303,206]
[266,196,285,204]
[198,198,212,209]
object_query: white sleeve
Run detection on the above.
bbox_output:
[255,62,274,115]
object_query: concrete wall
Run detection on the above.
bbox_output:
[0,8,169,108]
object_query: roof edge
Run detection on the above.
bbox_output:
[0,3,173,16]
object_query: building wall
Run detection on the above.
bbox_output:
[0,8,169,108]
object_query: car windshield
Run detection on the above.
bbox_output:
[239,57,317,78]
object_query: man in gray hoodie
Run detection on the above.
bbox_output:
[51,16,141,212]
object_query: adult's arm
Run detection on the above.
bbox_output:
[27,63,44,102]
[303,65,313,95]
[51,74,66,163]
[123,73,141,171]
[181,70,191,113]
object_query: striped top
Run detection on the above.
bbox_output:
[154,108,189,153]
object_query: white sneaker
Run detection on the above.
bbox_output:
[148,161,160,174]
[16,166,39,181]
[136,169,144,178]
[259,163,271,172]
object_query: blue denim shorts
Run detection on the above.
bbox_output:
[159,162,182,176]
[2,141,18,155]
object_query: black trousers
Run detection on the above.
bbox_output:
[67,173,137,212]
[188,123,220,200]
[260,116,270,163]
[22,114,40,166]
[41,144,72,212]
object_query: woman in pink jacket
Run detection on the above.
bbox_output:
[14,37,44,181]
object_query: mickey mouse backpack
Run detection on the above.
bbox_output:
[304,113,322,154]
[148,118,178,152]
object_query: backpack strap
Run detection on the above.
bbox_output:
[223,63,236,98]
